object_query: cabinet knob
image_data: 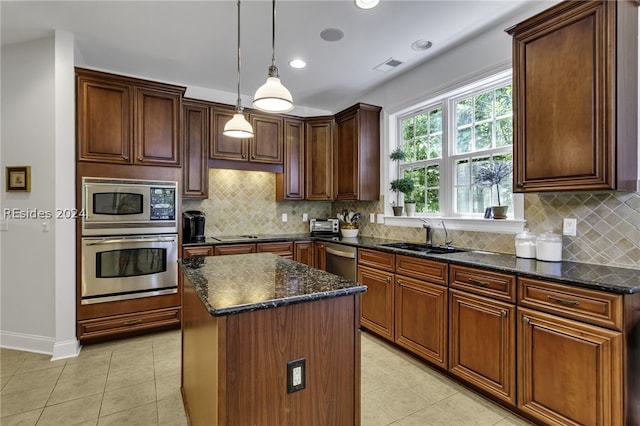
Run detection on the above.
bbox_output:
[522,316,530,324]
[500,309,507,317]
[138,156,143,161]
[251,154,256,159]
[387,277,391,284]
[123,155,129,161]
[516,182,524,188]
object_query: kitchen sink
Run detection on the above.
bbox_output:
[378,242,467,254]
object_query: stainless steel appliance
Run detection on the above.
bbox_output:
[81,234,178,304]
[81,177,178,304]
[82,177,178,236]
[310,218,339,237]
[325,242,357,282]
[183,210,206,243]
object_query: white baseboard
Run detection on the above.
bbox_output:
[0,330,80,360]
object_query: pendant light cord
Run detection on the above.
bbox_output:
[235,0,243,112]
[268,0,279,78]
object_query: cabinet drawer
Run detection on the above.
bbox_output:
[214,243,257,256]
[78,307,180,341]
[518,277,623,330]
[396,255,447,286]
[257,241,294,258]
[450,265,515,303]
[358,248,394,272]
[182,246,214,258]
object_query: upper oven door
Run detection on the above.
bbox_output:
[82,177,177,236]
[81,234,178,304]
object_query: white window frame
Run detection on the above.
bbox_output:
[385,70,525,234]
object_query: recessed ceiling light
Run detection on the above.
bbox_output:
[411,39,433,51]
[289,59,307,69]
[355,0,379,10]
[320,28,344,42]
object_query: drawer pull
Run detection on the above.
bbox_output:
[547,295,580,307]
[522,316,530,324]
[468,278,490,288]
[124,319,142,326]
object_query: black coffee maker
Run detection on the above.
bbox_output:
[183,210,206,243]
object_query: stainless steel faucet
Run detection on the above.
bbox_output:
[441,220,453,246]
[420,219,432,246]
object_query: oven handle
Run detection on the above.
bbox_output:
[86,237,177,246]
[325,246,356,259]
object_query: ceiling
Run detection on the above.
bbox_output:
[2,0,549,113]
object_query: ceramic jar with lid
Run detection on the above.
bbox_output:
[515,229,537,258]
[535,232,562,262]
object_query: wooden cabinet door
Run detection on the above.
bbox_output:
[518,307,622,426]
[358,265,394,341]
[294,241,314,267]
[305,118,334,200]
[210,106,248,161]
[395,275,447,368]
[276,119,305,200]
[257,241,293,259]
[77,74,132,164]
[183,100,209,198]
[249,113,283,164]
[134,86,181,166]
[182,246,214,259]
[314,242,326,271]
[334,109,358,200]
[449,290,516,405]
[214,244,256,256]
[507,0,638,192]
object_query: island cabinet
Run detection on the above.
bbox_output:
[333,103,382,201]
[210,105,284,165]
[448,265,517,406]
[506,0,638,192]
[182,99,209,198]
[180,254,365,426]
[517,277,628,425]
[276,118,305,200]
[358,249,448,368]
[76,68,184,167]
[305,117,334,200]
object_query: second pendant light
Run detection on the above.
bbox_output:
[252,0,294,113]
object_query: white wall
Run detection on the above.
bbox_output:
[1,32,79,357]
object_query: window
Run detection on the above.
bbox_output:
[393,74,519,222]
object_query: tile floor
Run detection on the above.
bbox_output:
[1,329,532,425]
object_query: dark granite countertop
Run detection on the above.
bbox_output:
[182,233,313,247]
[316,236,640,295]
[179,253,367,316]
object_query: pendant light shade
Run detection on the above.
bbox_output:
[253,0,294,113]
[224,0,254,139]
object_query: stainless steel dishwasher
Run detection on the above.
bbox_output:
[325,242,358,282]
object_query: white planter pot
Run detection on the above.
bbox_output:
[404,202,416,217]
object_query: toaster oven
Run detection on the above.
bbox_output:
[310,218,339,236]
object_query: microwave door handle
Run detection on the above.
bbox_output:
[86,237,177,246]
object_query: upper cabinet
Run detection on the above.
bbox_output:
[210,106,284,165]
[182,99,209,198]
[506,0,638,192]
[76,68,184,167]
[334,103,382,201]
[305,117,334,201]
[276,118,305,200]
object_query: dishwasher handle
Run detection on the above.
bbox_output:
[325,246,356,259]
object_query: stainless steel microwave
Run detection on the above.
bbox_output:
[82,177,178,236]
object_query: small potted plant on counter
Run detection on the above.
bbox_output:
[475,161,512,219]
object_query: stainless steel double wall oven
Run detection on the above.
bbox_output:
[81,177,178,305]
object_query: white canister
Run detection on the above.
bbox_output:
[515,230,537,258]
[536,232,562,262]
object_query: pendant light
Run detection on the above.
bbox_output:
[252,0,294,113]
[224,0,254,139]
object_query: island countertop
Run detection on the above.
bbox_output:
[179,253,367,317]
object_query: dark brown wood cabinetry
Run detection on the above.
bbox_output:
[305,117,334,200]
[334,103,381,201]
[257,241,293,259]
[294,241,314,267]
[214,243,257,256]
[507,0,638,192]
[276,118,305,200]
[210,107,283,165]
[76,68,184,167]
[314,241,326,271]
[358,264,395,341]
[182,99,209,198]
[182,246,214,258]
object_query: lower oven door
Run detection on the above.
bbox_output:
[81,234,178,304]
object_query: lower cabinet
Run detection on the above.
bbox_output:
[358,265,395,341]
[182,245,214,258]
[257,241,293,259]
[214,243,257,256]
[314,241,326,271]
[294,241,314,266]
[77,306,181,341]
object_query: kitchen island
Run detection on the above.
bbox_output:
[180,253,367,426]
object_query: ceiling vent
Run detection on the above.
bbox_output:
[374,58,404,73]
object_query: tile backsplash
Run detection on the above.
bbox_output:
[184,169,639,270]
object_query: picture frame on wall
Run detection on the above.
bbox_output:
[6,166,31,192]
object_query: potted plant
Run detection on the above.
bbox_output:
[389,147,416,216]
[474,161,512,219]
